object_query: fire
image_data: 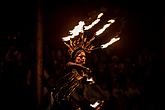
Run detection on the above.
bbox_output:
[108,19,115,23]
[84,13,103,30]
[101,37,120,48]
[90,101,100,108]
[95,19,115,36]
[86,77,94,82]
[97,13,104,18]
[62,21,85,41]
[90,100,104,108]
[62,12,120,50]
[84,19,100,30]
[62,13,104,41]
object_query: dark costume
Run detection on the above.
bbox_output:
[49,62,104,110]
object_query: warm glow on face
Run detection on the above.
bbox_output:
[75,51,86,65]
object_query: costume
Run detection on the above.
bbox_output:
[49,53,105,110]
[50,62,104,110]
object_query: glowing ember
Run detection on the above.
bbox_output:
[62,21,85,41]
[101,37,120,48]
[108,19,115,23]
[95,19,115,36]
[90,101,100,108]
[84,13,103,30]
[97,13,103,18]
[86,77,94,82]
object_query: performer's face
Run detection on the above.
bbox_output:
[75,51,86,65]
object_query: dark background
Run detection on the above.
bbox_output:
[0,0,163,55]
[0,0,164,110]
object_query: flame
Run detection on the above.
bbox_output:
[95,19,115,36]
[84,19,100,30]
[62,13,118,50]
[97,13,104,19]
[62,13,104,41]
[90,101,100,108]
[84,13,103,30]
[62,21,85,41]
[101,37,120,48]
[86,77,94,82]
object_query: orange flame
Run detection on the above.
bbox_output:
[108,19,115,23]
[87,77,94,82]
[95,19,115,36]
[90,101,100,108]
[62,13,117,46]
[97,13,104,18]
[62,21,85,41]
[84,13,103,30]
[62,13,104,41]
[101,37,120,48]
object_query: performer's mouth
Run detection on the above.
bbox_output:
[78,60,85,64]
[81,60,85,63]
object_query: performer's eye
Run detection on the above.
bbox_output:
[78,55,86,59]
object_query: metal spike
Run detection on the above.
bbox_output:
[85,35,96,48]
[89,45,95,50]
[73,40,76,47]
[84,37,87,43]
[64,42,73,51]
[70,39,73,47]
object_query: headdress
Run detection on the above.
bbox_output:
[62,12,122,58]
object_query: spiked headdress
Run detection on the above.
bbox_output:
[62,12,122,59]
[63,32,95,59]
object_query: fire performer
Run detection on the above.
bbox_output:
[48,12,121,110]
